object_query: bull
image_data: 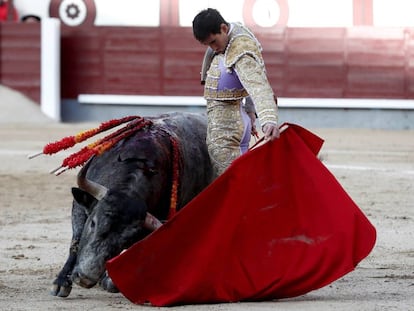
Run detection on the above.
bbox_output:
[50,112,215,297]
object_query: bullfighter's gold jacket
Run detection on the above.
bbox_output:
[203,22,278,127]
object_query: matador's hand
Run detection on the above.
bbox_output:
[262,123,280,141]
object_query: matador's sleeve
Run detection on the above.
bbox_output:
[234,55,278,127]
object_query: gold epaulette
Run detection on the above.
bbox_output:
[224,35,264,68]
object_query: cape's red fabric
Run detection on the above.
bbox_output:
[106,123,376,306]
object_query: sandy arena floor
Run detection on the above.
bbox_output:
[0,86,413,310]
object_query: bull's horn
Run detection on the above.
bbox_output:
[143,212,163,231]
[77,158,108,200]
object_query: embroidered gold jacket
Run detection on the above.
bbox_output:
[203,23,278,126]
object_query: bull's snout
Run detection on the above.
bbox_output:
[71,270,97,289]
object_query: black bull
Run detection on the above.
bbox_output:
[51,112,215,297]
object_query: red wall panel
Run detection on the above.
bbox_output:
[284,28,346,98]
[0,23,41,103]
[2,24,414,106]
[345,28,406,98]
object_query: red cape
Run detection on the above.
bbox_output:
[106,123,376,306]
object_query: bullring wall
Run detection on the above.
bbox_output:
[1,23,414,105]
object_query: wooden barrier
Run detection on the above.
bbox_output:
[0,22,41,103]
[1,23,414,106]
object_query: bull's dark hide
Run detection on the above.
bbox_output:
[51,112,214,298]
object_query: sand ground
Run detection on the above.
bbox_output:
[0,85,413,310]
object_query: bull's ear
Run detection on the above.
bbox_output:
[72,187,97,211]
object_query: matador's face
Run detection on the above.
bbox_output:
[201,23,230,54]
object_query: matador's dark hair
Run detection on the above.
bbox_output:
[192,8,229,42]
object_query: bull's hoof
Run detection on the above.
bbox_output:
[50,280,72,298]
[99,272,119,293]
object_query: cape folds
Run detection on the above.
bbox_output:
[106,123,376,306]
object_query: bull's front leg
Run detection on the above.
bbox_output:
[50,201,87,297]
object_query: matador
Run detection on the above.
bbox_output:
[199,19,279,175]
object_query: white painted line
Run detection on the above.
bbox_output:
[322,149,411,156]
[78,95,414,110]
[281,98,414,110]
[326,164,414,175]
[2,150,413,176]
[78,94,206,106]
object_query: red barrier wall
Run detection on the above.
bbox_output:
[1,23,414,105]
[0,22,41,103]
